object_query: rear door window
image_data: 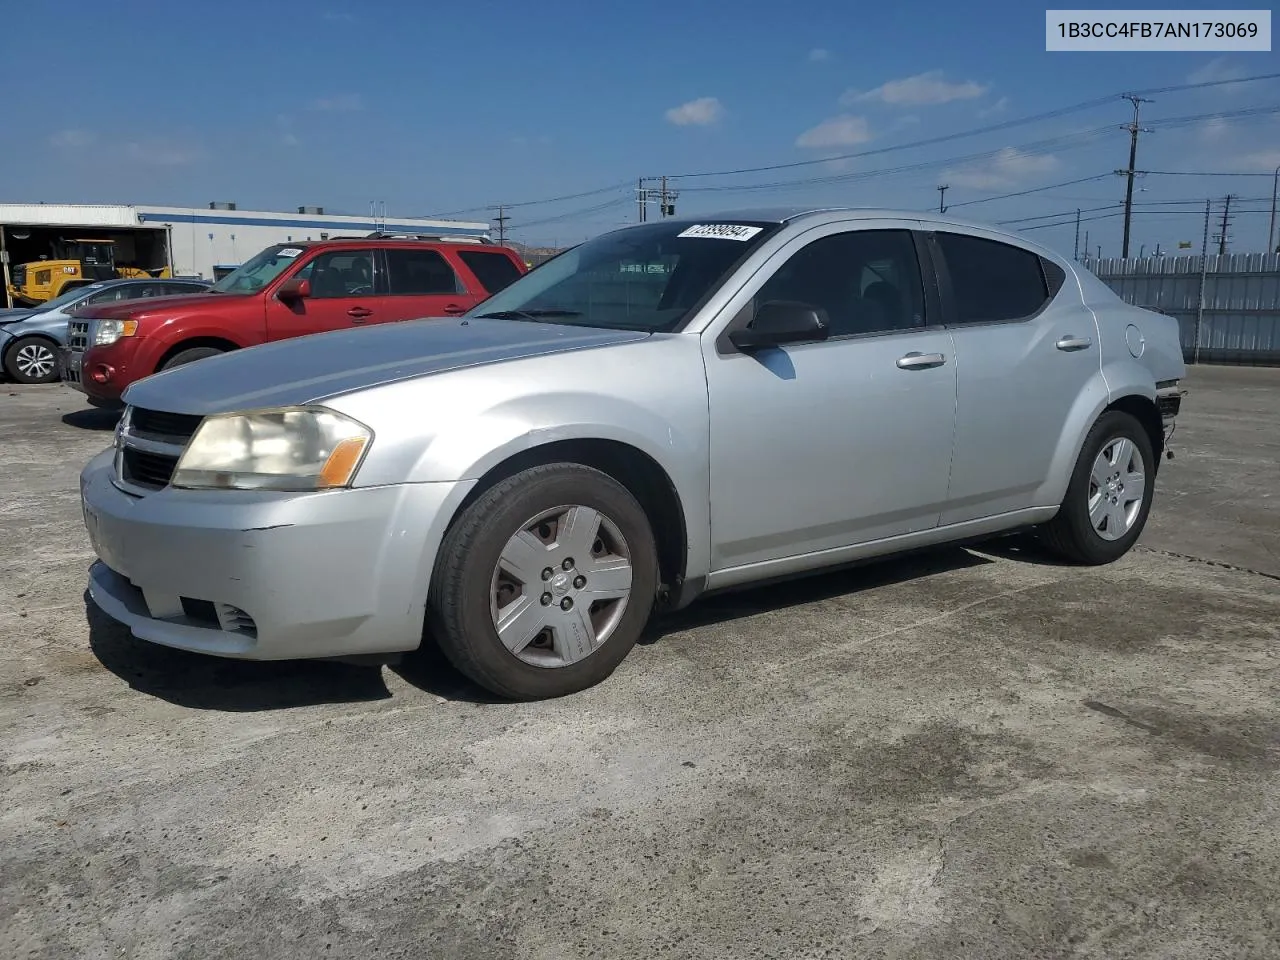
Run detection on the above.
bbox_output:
[457,250,523,293]
[384,248,463,296]
[934,232,1050,324]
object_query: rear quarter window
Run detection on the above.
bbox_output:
[458,250,524,293]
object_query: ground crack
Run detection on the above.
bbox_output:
[1134,545,1280,582]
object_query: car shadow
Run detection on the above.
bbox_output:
[83,543,1029,711]
[968,531,1078,567]
[62,407,121,432]
[640,545,997,646]
[86,593,393,711]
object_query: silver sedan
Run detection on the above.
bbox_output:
[78,208,1186,699]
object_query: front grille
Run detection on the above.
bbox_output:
[67,320,90,351]
[130,407,203,441]
[121,448,179,489]
[12,265,26,288]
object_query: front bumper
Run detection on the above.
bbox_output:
[80,448,472,660]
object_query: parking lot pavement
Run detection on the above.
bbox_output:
[2,368,1278,960]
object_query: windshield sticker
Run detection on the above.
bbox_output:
[277,247,303,258]
[676,224,764,241]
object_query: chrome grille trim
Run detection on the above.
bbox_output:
[111,405,204,495]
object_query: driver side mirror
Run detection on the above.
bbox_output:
[278,277,311,301]
[728,300,830,352]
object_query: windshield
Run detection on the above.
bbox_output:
[210,244,305,293]
[469,220,780,332]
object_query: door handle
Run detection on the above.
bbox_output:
[348,307,373,322]
[896,351,946,370]
[1055,335,1092,351]
[442,303,466,315]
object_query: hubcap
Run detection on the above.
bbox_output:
[15,343,56,380]
[1088,437,1146,541]
[489,504,633,668]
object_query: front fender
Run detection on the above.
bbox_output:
[410,390,712,584]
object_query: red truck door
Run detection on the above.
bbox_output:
[264,249,383,340]
[379,247,481,320]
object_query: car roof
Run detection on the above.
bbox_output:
[264,236,508,249]
[645,206,1067,262]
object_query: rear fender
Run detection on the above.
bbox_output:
[1032,370,1113,508]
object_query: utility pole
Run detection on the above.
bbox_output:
[1215,194,1234,256]
[1083,230,1090,264]
[937,184,949,213]
[1195,198,1210,364]
[1073,208,1081,260]
[637,177,679,219]
[492,205,509,244]
[1268,164,1279,253]
[1116,94,1152,259]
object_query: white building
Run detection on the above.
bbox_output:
[0,202,491,301]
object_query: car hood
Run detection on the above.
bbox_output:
[122,317,651,415]
[0,308,41,323]
[73,291,239,319]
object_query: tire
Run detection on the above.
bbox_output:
[1038,410,1155,565]
[427,462,660,700]
[161,346,225,370]
[3,336,61,384]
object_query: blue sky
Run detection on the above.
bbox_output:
[2,0,1278,254]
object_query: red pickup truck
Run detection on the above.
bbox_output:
[63,235,528,405]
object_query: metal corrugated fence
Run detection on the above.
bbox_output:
[1080,253,1280,366]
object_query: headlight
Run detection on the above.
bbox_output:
[94,319,138,346]
[171,406,372,491]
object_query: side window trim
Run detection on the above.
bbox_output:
[928,230,1055,328]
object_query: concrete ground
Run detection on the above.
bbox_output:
[2,365,1278,960]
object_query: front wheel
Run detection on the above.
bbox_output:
[4,336,61,384]
[1038,410,1155,564]
[427,463,660,700]
[161,346,225,370]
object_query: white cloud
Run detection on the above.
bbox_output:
[842,70,989,107]
[795,114,874,149]
[124,140,205,166]
[665,97,724,126]
[1187,57,1249,86]
[50,129,95,149]
[890,114,921,132]
[309,93,364,112]
[978,96,1010,118]
[1237,148,1280,170]
[942,147,1059,190]
[808,48,830,62]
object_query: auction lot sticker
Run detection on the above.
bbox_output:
[677,224,764,241]
[1046,9,1271,50]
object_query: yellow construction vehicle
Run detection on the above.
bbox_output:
[7,238,171,306]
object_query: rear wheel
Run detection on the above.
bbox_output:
[161,346,224,370]
[4,336,60,384]
[1038,410,1155,564]
[427,462,659,700]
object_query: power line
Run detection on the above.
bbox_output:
[947,173,1115,209]
[1144,169,1280,177]
[423,72,1280,221]
[666,71,1280,181]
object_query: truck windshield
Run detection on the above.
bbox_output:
[210,245,305,293]
[469,220,780,332]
